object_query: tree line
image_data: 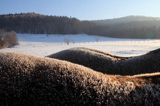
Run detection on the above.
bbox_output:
[0,13,160,38]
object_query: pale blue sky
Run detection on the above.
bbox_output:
[0,0,160,20]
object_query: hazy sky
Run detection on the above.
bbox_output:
[1,0,160,20]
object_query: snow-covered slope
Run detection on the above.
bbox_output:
[0,34,159,57]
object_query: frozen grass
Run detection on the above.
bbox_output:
[48,47,160,75]
[0,52,160,105]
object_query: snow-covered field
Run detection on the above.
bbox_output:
[0,34,160,57]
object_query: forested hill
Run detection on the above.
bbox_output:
[92,16,160,38]
[0,12,160,38]
[0,13,86,34]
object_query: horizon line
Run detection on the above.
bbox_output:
[1,12,160,21]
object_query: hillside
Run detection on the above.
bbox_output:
[93,16,160,25]
[0,13,160,38]
[0,12,84,34]
[92,16,160,38]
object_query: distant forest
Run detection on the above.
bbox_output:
[0,12,160,38]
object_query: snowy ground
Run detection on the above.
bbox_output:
[0,34,160,57]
